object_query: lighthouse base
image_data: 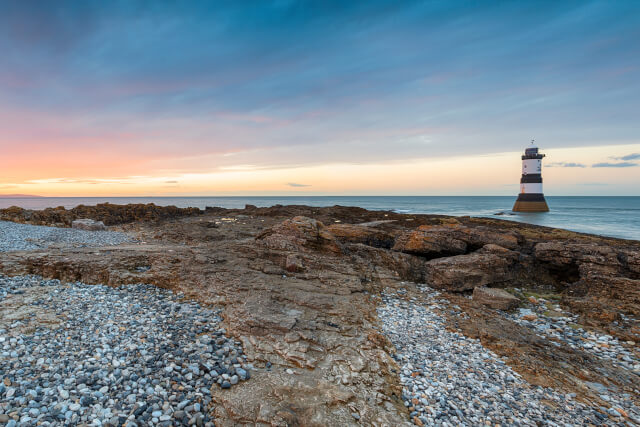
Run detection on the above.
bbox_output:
[512,193,549,212]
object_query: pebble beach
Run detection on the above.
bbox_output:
[379,286,640,426]
[0,221,133,252]
[0,275,249,426]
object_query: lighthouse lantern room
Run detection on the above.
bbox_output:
[512,140,549,212]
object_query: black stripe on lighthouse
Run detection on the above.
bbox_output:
[516,193,547,202]
[520,174,542,183]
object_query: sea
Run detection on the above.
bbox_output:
[1,196,638,241]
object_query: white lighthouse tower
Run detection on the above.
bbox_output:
[512,140,549,212]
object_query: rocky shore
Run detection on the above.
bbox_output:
[0,204,638,426]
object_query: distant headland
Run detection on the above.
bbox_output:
[0,194,43,198]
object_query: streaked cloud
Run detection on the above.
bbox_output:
[547,162,586,168]
[287,183,311,188]
[612,153,640,161]
[592,162,638,168]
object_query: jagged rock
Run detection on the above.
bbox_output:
[256,216,340,253]
[392,223,520,259]
[327,223,394,248]
[473,287,520,310]
[71,218,106,231]
[0,203,201,227]
[534,242,624,280]
[452,225,519,250]
[424,244,519,291]
[393,226,467,258]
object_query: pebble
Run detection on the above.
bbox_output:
[0,274,252,425]
[0,220,133,252]
[378,286,639,426]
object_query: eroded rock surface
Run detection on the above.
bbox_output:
[473,286,520,310]
[0,204,638,425]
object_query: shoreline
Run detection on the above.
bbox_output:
[1,203,638,425]
[1,196,639,241]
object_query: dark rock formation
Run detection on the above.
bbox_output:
[392,225,467,258]
[423,244,520,291]
[0,203,202,227]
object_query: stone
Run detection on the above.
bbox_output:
[285,254,304,273]
[71,219,107,231]
[424,245,519,291]
[473,287,520,310]
[393,227,467,258]
[255,216,340,253]
[327,223,395,248]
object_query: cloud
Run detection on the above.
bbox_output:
[165,180,179,184]
[1,1,640,186]
[287,182,311,188]
[612,153,640,161]
[592,162,638,168]
[24,177,136,184]
[547,162,586,168]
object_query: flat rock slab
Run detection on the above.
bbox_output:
[473,286,520,310]
[71,218,106,231]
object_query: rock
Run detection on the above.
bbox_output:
[424,245,518,291]
[473,287,520,310]
[72,219,107,231]
[256,216,340,253]
[1,203,202,227]
[393,223,519,259]
[534,242,622,279]
[521,314,538,321]
[327,223,394,248]
[285,254,304,272]
[393,226,467,258]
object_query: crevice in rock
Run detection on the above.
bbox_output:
[546,262,581,286]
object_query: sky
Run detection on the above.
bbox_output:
[0,0,639,196]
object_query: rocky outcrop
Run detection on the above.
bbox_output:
[450,225,520,250]
[327,223,395,248]
[473,287,520,310]
[393,225,467,258]
[0,203,202,227]
[534,242,623,279]
[1,203,639,425]
[71,218,106,231]
[392,223,520,259]
[255,216,341,253]
[423,244,520,291]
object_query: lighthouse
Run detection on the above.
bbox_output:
[512,140,549,212]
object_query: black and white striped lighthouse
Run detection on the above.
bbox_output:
[512,140,549,212]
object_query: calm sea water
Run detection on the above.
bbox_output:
[1,196,638,241]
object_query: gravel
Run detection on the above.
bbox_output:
[379,285,639,426]
[0,221,133,252]
[0,275,250,426]
[505,293,640,374]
